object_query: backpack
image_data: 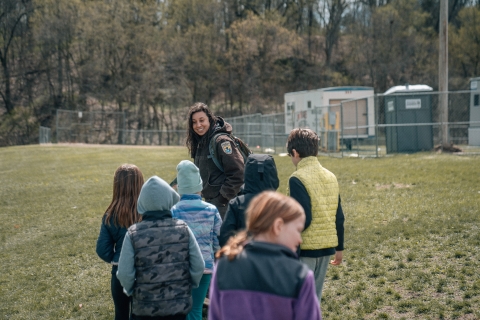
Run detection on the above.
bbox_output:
[208,132,252,172]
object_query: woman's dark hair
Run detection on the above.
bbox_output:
[185,102,217,158]
[286,128,319,158]
[105,164,144,228]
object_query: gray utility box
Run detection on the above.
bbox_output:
[384,85,434,153]
[469,77,480,146]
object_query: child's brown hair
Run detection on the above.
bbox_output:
[105,164,144,228]
[286,128,319,158]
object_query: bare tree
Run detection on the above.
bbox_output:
[317,0,349,66]
[0,0,34,114]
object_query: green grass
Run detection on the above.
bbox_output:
[1,145,479,319]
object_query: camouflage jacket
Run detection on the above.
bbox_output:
[128,211,192,317]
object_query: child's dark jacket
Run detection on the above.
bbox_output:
[219,154,279,246]
[96,214,127,274]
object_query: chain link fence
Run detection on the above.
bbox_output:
[54,109,187,146]
[120,129,186,146]
[48,90,480,157]
[229,90,480,157]
[224,113,288,154]
[55,109,126,144]
[39,126,51,144]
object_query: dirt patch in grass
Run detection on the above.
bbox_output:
[375,183,413,190]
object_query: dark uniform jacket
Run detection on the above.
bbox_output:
[194,117,244,204]
[219,154,279,246]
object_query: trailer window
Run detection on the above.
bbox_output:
[307,101,311,108]
[475,94,479,107]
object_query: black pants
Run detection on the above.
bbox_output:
[111,271,131,320]
[206,196,228,220]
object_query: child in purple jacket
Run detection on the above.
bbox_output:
[209,191,321,320]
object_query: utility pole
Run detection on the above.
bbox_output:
[439,0,449,147]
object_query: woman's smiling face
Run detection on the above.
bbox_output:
[191,111,210,136]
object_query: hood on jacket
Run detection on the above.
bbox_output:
[137,176,180,214]
[243,154,279,194]
[213,117,232,135]
[198,117,233,148]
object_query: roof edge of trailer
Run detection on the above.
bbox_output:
[384,84,433,95]
[323,86,373,92]
[285,86,374,95]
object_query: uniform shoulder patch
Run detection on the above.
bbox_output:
[221,141,232,154]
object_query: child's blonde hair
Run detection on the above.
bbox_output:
[216,191,304,260]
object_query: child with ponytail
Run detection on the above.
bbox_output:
[208,191,322,320]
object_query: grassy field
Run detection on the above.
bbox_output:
[0,144,479,319]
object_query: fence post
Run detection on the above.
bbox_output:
[122,111,126,145]
[375,95,379,158]
[273,117,276,153]
[341,102,344,158]
[56,109,59,143]
[440,91,449,148]
[439,0,449,149]
[247,118,250,149]
[261,115,265,151]
[355,100,359,155]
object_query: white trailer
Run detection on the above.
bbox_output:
[469,77,480,146]
[284,87,375,149]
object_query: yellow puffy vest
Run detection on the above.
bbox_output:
[288,156,339,250]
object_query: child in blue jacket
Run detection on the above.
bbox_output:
[171,160,222,320]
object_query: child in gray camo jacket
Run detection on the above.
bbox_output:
[117,175,204,320]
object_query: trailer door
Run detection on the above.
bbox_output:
[329,98,368,136]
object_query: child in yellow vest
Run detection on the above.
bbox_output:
[286,128,345,305]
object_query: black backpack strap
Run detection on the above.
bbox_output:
[257,157,265,180]
[208,133,227,172]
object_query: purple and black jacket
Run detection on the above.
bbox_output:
[208,241,322,320]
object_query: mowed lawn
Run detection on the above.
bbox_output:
[0,144,479,320]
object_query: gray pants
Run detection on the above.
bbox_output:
[300,256,330,305]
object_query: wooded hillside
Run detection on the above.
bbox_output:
[1,0,479,146]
